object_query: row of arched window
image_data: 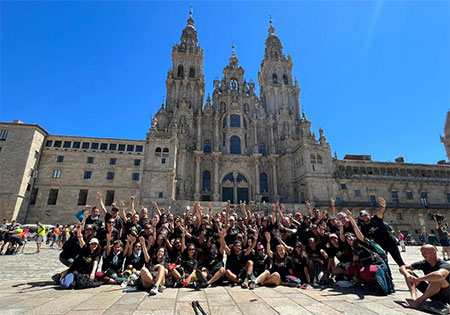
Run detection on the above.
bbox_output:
[223,114,247,129]
[201,171,268,193]
[177,65,195,79]
[272,73,289,85]
[155,147,169,157]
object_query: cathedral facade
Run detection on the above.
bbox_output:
[1,13,449,240]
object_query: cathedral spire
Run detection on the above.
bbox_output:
[268,17,275,35]
[180,7,198,48]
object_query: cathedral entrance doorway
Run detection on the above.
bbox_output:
[221,172,249,204]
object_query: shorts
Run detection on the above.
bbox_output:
[440,239,450,247]
[9,235,23,246]
[418,282,450,304]
[36,235,44,243]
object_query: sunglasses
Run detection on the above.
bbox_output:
[188,248,195,251]
[135,246,142,248]
[108,221,115,224]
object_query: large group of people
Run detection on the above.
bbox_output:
[2,191,449,310]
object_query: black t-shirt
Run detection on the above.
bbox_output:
[102,250,125,273]
[168,247,182,264]
[204,252,224,272]
[123,221,142,239]
[253,253,270,275]
[226,250,246,274]
[325,241,350,263]
[306,245,322,261]
[125,250,147,270]
[360,216,393,247]
[437,228,450,241]
[270,256,294,280]
[291,255,308,282]
[60,235,82,259]
[412,259,450,284]
[69,246,101,274]
[85,216,103,232]
[225,225,242,245]
[181,257,198,275]
[96,228,120,249]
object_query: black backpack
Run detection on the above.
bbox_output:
[72,272,102,290]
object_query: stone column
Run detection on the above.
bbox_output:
[233,171,238,204]
[270,154,279,201]
[253,121,258,153]
[213,153,221,201]
[214,117,219,151]
[194,152,202,201]
[254,154,261,201]
[269,120,276,154]
[196,116,202,151]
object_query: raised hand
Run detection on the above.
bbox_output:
[378,197,386,208]
[330,198,335,206]
[96,192,102,200]
[345,209,353,218]
[131,195,135,201]
[139,236,145,245]
[106,233,112,241]
[265,231,271,241]
[119,200,125,208]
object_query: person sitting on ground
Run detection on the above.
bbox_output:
[264,231,295,286]
[220,227,258,289]
[171,236,199,288]
[201,240,226,287]
[125,234,150,272]
[400,244,450,309]
[98,235,128,284]
[291,240,311,286]
[141,247,169,295]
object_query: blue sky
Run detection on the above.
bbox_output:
[1,1,449,164]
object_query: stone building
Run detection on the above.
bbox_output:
[1,12,449,239]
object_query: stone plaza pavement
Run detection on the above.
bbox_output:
[0,244,441,315]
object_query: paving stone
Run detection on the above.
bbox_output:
[209,305,243,315]
[301,302,342,315]
[285,292,319,305]
[137,298,176,310]
[153,288,178,299]
[175,302,208,315]
[116,292,148,305]
[252,286,284,298]
[107,303,138,315]
[262,297,298,307]
[176,289,206,302]
[72,292,122,310]
[236,301,278,315]
[203,293,235,306]
[323,300,378,315]
[273,304,314,314]
[65,311,105,315]
[134,310,175,315]
[22,293,93,314]
[228,290,259,303]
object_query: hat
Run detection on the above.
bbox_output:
[359,210,370,217]
[229,216,235,221]
[89,238,99,245]
[329,233,338,239]
[295,212,301,217]
[329,216,336,220]
[257,244,264,250]
[84,224,93,230]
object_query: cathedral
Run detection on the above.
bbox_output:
[145,12,328,205]
[1,12,449,240]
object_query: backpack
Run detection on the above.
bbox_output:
[60,273,75,289]
[73,272,102,290]
[284,275,301,287]
[366,239,388,263]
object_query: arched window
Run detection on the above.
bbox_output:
[177,65,184,78]
[283,74,288,85]
[202,171,211,191]
[230,114,240,128]
[237,173,247,182]
[317,155,323,164]
[272,73,278,84]
[230,136,241,154]
[203,140,211,153]
[260,173,268,193]
[310,154,316,164]
[162,148,169,157]
[155,147,162,157]
[222,173,234,183]
[189,67,195,78]
[259,142,267,156]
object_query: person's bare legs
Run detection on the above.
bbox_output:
[154,265,167,286]
[262,272,282,286]
[245,260,254,277]
[406,279,449,309]
[255,270,270,285]
[224,270,240,283]
[401,269,419,299]
[208,267,225,285]
[141,266,155,288]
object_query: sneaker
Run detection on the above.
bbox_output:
[248,280,256,290]
[149,285,158,296]
[195,270,208,288]
[52,273,61,285]
[241,277,249,289]
[158,285,166,293]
